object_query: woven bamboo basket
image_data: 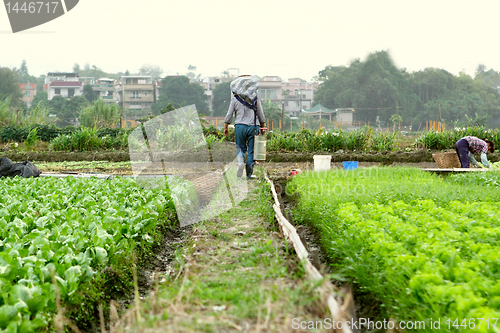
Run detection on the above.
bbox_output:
[183,172,223,204]
[432,151,461,168]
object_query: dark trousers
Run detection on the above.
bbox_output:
[235,124,259,177]
[455,138,470,168]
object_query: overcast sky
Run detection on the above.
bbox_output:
[2,0,499,81]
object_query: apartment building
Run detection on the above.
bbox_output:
[91,78,116,103]
[117,76,155,113]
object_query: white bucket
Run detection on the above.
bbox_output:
[254,135,267,160]
[313,155,332,171]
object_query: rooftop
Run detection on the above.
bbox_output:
[47,72,78,77]
[20,83,36,90]
[120,76,152,79]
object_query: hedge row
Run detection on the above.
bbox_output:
[0,125,130,143]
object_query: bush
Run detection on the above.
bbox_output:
[0,126,28,142]
[0,125,76,143]
[49,127,129,151]
[0,125,133,144]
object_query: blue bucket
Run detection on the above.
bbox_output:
[342,161,358,170]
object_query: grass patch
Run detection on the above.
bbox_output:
[113,174,331,332]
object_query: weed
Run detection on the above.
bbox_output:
[25,127,38,150]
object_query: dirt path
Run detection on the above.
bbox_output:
[112,177,333,333]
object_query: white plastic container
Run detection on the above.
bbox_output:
[254,135,267,160]
[313,155,332,171]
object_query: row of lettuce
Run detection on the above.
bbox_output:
[2,124,500,153]
[289,168,500,332]
[0,176,176,332]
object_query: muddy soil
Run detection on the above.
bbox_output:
[3,151,131,162]
[136,225,192,297]
[266,149,436,163]
[9,149,500,164]
[36,160,440,181]
[267,150,500,164]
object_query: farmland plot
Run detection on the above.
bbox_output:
[289,168,500,332]
[0,176,175,332]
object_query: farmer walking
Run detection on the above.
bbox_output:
[454,136,494,168]
[223,75,266,179]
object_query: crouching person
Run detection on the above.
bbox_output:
[454,136,494,168]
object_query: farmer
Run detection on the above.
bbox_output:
[454,136,494,168]
[223,75,266,179]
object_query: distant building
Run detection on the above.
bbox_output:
[91,78,116,103]
[43,72,83,100]
[282,78,318,116]
[19,83,37,107]
[46,81,83,100]
[301,106,355,127]
[117,76,155,113]
[45,72,79,83]
[256,76,318,117]
[258,76,283,105]
[200,77,223,113]
[301,104,336,121]
[155,81,162,101]
[335,108,355,126]
[79,77,95,85]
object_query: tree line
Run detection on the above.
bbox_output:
[313,50,500,129]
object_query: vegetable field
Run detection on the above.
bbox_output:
[289,168,500,332]
[0,176,174,332]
